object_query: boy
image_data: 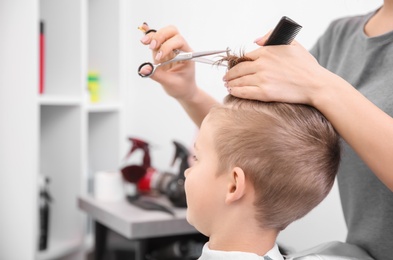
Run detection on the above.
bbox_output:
[183,94,341,259]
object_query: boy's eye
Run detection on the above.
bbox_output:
[192,155,198,161]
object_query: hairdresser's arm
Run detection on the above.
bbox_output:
[139,25,218,127]
[223,38,393,191]
[316,71,393,192]
[176,87,218,128]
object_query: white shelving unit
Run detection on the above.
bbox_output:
[0,0,127,259]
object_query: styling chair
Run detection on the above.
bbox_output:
[284,241,374,260]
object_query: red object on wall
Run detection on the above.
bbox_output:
[39,21,45,94]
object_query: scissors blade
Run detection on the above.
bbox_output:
[191,49,228,58]
[161,49,229,67]
[192,57,227,67]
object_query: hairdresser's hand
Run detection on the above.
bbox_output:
[223,33,329,107]
[139,24,197,101]
[139,23,219,127]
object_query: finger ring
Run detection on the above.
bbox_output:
[145,29,157,35]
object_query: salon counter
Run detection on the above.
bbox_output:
[78,195,200,259]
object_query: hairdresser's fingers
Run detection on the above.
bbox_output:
[227,43,302,79]
[253,29,301,46]
[246,36,301,61]
[139,24,182,57]
[243,45,273,61]
[225,61,291,102]
[227,76,296,103]
[229,82,308,105]
[139,22,155,45]
[140,34,152,45]
[147,26,193,65]
[138,22,149,32]
[227,85,272,101]
[150,25,192,52]
[223,59,261,82]
[138,22,156,34]
[156,34,192,63]
[148,26,176,52]
[253,30,272,46]
[225,71,260,89]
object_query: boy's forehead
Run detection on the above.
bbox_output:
[197,116,217,145]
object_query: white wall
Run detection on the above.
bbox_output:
[126,0,382,252]
[0,1,39,259]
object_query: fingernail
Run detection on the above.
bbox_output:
[140,35,149,44]
[227,87,232,93]
[149,40,157,50]
[254,37,264,43]
[155,51,162,61]
[224,81,228,87]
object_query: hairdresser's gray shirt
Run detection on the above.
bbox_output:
[310,10,393,260]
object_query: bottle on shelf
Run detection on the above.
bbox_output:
[87,71,101,103]
[38,175,52,251]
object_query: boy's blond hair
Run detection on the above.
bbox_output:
[208,95,341,230]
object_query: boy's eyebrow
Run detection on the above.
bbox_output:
[193,142,198,150]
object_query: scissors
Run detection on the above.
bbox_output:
[138,49,229,78]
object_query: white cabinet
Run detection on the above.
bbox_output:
[0,0,127,259]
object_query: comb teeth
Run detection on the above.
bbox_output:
[264,16,302,46]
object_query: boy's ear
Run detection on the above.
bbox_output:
[225,166,246,204]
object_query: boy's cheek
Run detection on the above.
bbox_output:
[184,168,190,178]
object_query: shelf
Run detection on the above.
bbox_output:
[39,105,85,259]
[86,102,123,113]
[39,95,82,106]
[40,0,85,97]
[1,0,127,258]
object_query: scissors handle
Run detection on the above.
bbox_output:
[138,49,228,78]
[138,50,184,77]
[138,62,155,78]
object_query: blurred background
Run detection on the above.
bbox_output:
[0,0,382,259]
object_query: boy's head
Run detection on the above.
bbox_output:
[184,95,341,235]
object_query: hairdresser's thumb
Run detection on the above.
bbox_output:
[139,65,153,78]
[254,31,272,46]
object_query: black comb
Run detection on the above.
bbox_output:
[264,16,302,46]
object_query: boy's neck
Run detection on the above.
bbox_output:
[204,183,279,256]
[207,223,278,256]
